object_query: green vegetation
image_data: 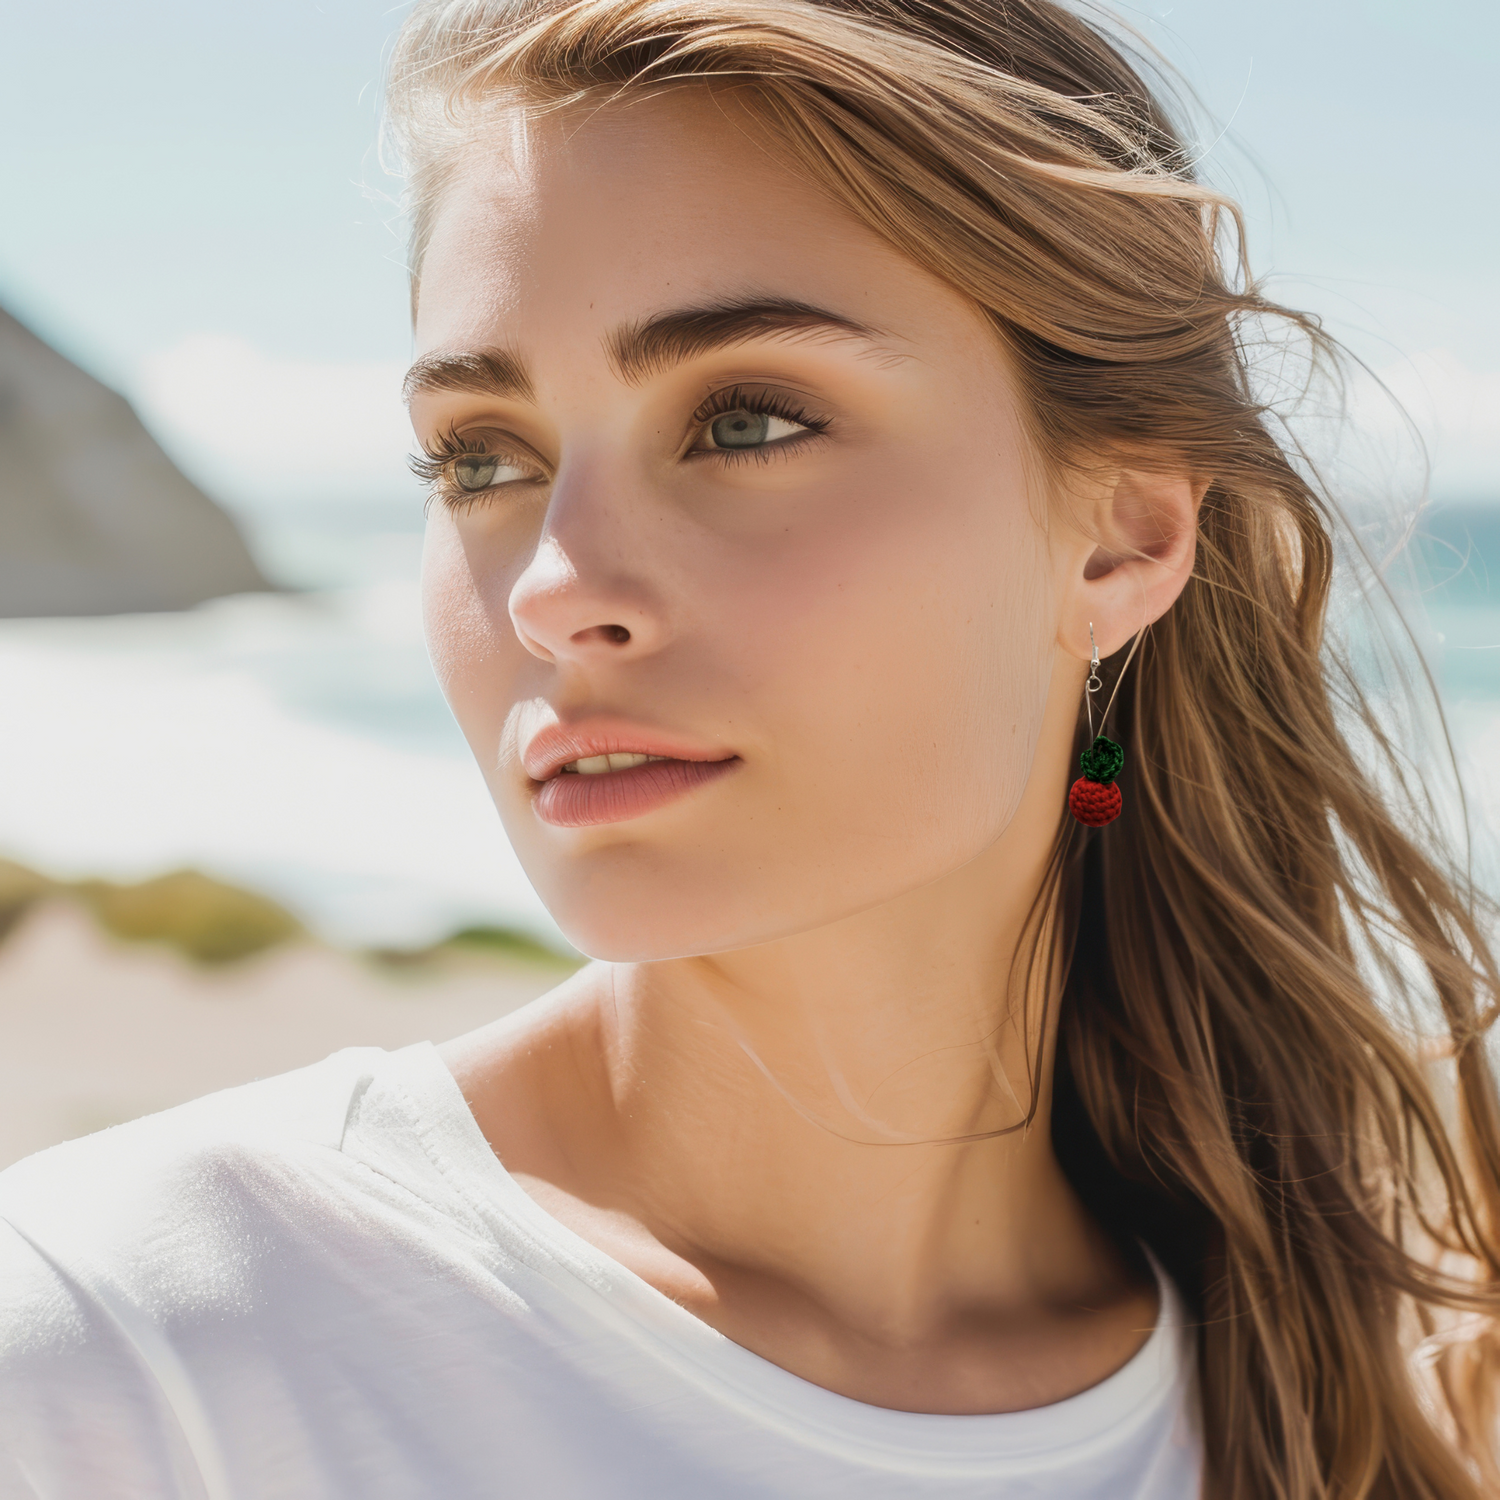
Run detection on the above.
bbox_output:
[368,923,579,972]
[0,859,301,965]
[73,871,302,965]
[0,857,580,972]
[0,861,53,942]
[445,924,578,966]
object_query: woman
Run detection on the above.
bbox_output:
[3,0,1497,1495]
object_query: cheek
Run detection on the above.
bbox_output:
[421,518,519,757]
[697,446,1057,881]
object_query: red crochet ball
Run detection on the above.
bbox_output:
[1069,777,1122,827]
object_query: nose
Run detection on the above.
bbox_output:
[508,505,670,666]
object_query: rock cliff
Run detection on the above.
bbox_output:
[0,307,268,616]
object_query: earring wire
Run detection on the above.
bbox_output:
[1085,625,1144,739]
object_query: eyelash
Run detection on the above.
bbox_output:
[412,386,831,510]
[408,428,538,514]
[687,385,831,464]
[407,430,473,489]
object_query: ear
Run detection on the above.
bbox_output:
[1055,466,1206,663]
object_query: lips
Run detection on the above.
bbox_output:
[535,755,738,827]
[524,719,740,828]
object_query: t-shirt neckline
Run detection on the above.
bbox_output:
[367,1040,1190,1479]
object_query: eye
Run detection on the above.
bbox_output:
[409,432,547,508]
[688,386,828,460]
[704,409,808,451]
[452,453,535,491]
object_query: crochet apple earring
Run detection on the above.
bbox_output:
[1068,624,1141,828]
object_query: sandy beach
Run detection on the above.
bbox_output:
[0,901,567,1170]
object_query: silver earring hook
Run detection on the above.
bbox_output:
[1084,623,1144,741]
[1086,623,1102,735]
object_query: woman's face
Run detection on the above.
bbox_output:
[412,91,1075,960]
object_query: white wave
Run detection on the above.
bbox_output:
[0,589,556,949]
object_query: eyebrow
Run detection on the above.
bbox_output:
[402,346,534,406]
[403,298,888,406]
[606,297,887,384]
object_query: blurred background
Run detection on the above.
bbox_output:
[0,0,1495,1166]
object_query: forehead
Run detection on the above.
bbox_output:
[413,89,965,359]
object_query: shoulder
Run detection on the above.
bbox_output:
[0,1049,390,1487]
[1,1042,381,1205]
[0,1047,384,1335]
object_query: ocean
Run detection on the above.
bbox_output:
[0,496,1494,950]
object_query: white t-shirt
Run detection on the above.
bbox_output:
[0,1043,1202,1499]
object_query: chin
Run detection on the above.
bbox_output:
[495,770,1026,963]
[527,855,795,962]
[514,832,1004,963]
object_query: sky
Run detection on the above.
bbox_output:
[1,0,1497,513]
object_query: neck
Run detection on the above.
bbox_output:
[473,791,1127,1338]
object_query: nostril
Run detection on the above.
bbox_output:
[570,623,632,646]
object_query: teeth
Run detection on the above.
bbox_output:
[560,753,669,776]
[607,752,655,770]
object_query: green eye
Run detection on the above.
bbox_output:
[710,410,771,448]
[454,455,499,490]
[705,409,808,451]
[452,453,531,491]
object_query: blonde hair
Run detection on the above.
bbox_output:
[385,2,1500,1493]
